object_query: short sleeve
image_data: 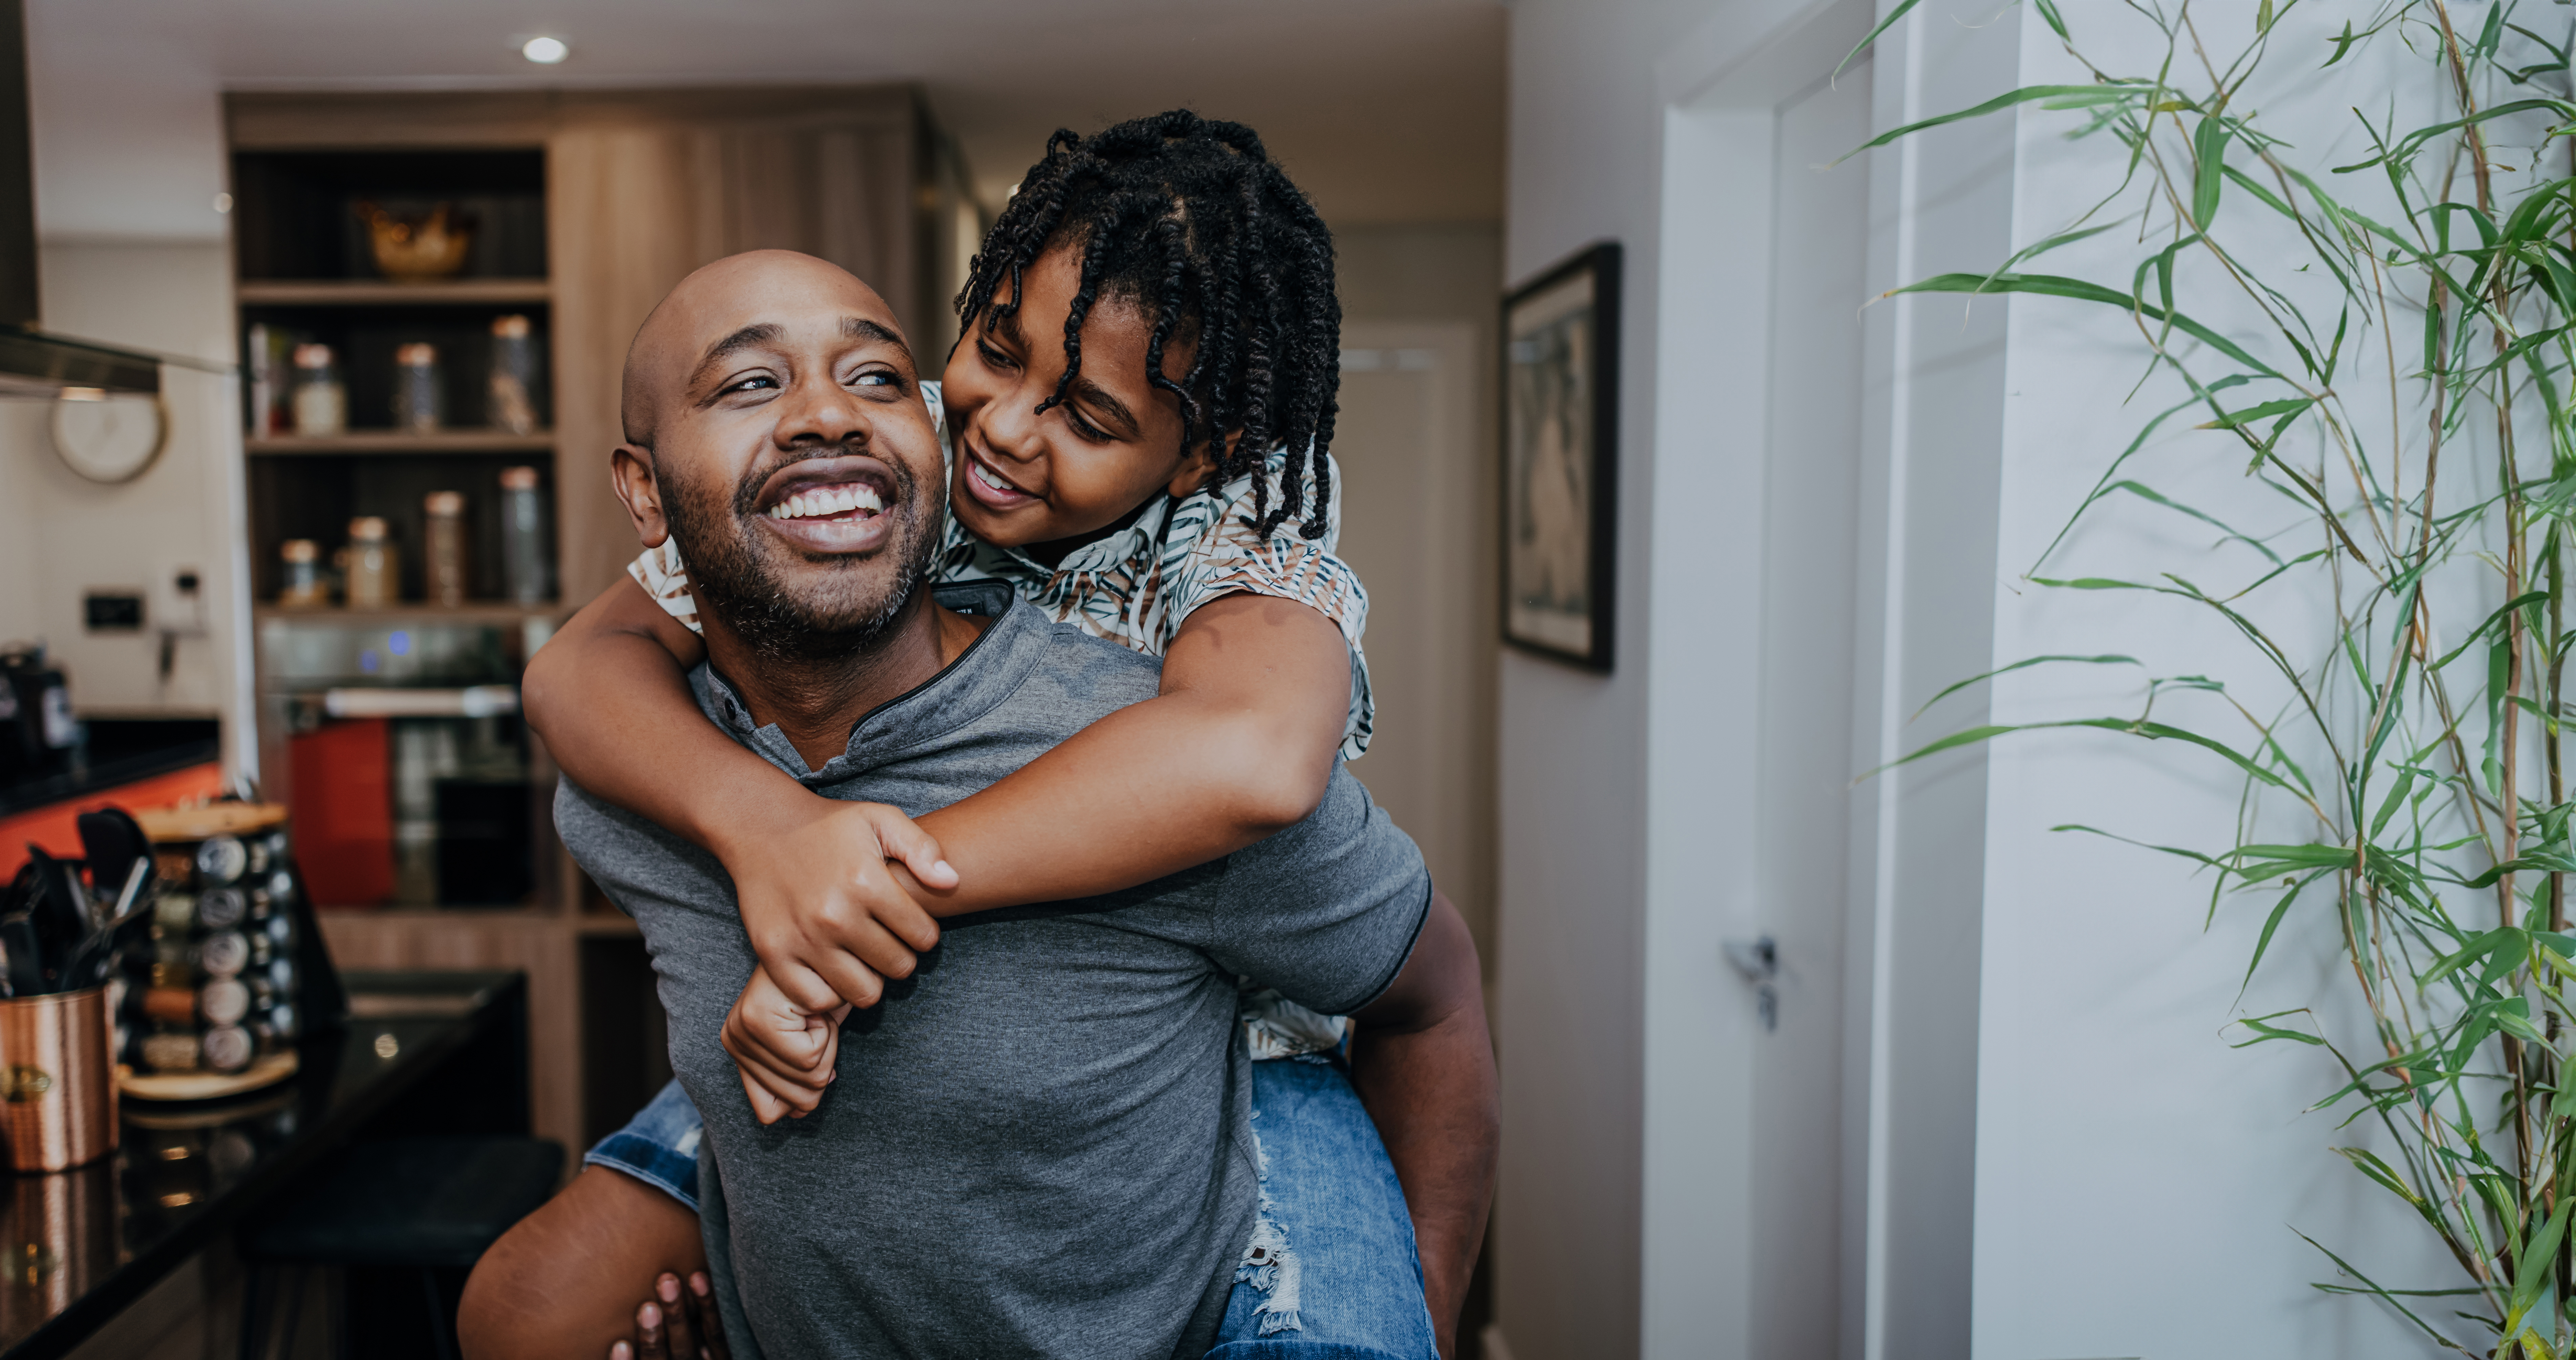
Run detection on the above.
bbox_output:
[1201,767,1430,1017]
[1164,452,1377,759]
[628,540,703,637]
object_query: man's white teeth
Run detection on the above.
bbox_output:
[768,485,885,520]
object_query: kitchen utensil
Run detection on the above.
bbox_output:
[0,986,118,1170]
[74,808,151,918]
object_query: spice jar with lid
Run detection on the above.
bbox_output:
[343,517,395,608]
[497,466,550,605]
[393,342,443,433]
[423,491,467,606]
[488,315,540,435]
[290,344,345,437]
[277,539,327,608]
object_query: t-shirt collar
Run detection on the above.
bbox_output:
[690,581,1040,783]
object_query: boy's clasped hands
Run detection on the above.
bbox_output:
[714,797,956,1124]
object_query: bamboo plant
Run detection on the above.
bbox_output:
[1858,1,2576,1352]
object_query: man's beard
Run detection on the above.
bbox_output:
[659,446,939,662]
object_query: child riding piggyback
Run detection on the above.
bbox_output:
[523,111,1473,1353]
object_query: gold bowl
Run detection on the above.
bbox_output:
[354,201,474,283]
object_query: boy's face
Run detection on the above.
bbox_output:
[939,244,1214,553]
[612,251,946,658]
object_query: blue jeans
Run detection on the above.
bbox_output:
[587,1059,1434,1358]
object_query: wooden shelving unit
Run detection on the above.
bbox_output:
[226,84,962,1152]
[247,430,556,455]
[238,278,552,306]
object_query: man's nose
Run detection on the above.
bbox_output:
[774,370,867,448]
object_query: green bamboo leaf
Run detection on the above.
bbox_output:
[2511,1193,2576,1321]
[1883,272,2279,377]
[1833,0,1919,81]
[2198,396,2317,430]
[2233,1014,2327,1047]
[1836,84,2153,165]
[1911,654,2140,720]
[2193,115,2232,228]
[2336,100,2576,173]
[2333,1146,2423,1205]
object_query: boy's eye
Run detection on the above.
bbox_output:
[1066,409,1112,442]
[976,339,1016,371]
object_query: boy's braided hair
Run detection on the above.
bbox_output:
[956,110,1342,539]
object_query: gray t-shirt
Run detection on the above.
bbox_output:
[554,582,1432,1360]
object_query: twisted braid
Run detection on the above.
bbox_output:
[956,109,1343,539]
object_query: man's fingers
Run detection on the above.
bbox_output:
[691,1272,733,1360]
[722,1023,832,1095]
[859,804,957,892]
[739,1066,796,1125]
[635,1300,669,1360]
[658,1274,701,1360]
[757,956,843,1015]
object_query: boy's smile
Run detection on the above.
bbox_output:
[939,245,1216,562]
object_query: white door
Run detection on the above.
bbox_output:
[1330,323,1495,954]
[1747,63,1873,1360]
[1640,3,1874,1355]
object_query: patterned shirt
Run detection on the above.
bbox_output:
[627,381,1374,1058]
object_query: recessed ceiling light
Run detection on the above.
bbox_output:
[521,36,569,64]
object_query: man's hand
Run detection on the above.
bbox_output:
[721,968,846,1124]
[606,1271,731,1360]
[715,798,955,1013]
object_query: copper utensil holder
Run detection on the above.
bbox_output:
[0,991,116,1173]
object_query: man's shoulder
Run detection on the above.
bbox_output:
[978,589,1162,690]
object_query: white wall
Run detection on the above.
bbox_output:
[0,241,253,767]
[1965,5,2458,1356]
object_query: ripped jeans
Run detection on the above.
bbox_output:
[585,1059,1436,1359]
[1208,1056,1439,1359]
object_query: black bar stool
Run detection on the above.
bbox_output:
[239,1135,562,1360]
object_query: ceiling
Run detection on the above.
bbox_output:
[24,0,1505,242]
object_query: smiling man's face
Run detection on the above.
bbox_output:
[615,251,945,661]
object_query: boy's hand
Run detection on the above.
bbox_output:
[714,798,957,1013]
[721,966,847,1125]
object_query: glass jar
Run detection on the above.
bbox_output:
[497,466,550,605]
[488,315,540,435]
[343,517,395,609]
[423,491,467,607]
[277,539,326,608]
[290,343,345,437]
[393,342,443,434]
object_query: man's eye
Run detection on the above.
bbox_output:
[726,375,779,394]
[850,371,898,388]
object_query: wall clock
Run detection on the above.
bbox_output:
[49,390,169,485]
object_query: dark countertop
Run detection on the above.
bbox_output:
[0,969,530,1360]
[0,719,221,819]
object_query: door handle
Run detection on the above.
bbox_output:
[1723,936,1778,1033]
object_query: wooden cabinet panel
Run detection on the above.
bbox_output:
[316,912,583,1153]
[548,88,924,605]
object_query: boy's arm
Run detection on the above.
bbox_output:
[907,591,1350,900]
[532,579,1347,1012]
[522,577,950,1010]
[1348,891,1498,1360]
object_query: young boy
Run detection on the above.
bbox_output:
[496,113,1491,1356]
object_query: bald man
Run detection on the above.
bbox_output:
[457,253,1484,1359]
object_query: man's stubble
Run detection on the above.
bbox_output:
[658,445,940,663]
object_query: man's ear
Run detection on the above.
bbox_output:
[1165,430,1236,498]
[610,445,672,548]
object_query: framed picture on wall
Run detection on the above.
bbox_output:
[1501,241,1620,671]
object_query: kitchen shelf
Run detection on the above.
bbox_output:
[247,431,555,455]
[256,602,563,625]
[238,279,552,306]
